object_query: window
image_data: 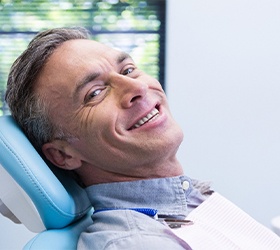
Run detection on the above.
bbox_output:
[0,0,166,115]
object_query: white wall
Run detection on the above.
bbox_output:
[166,0,280,227]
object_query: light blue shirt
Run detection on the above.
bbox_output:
[78,176,212,249]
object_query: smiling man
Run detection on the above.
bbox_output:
[36,37,184,186]
[5,27,280,249]
[5,27,202,249]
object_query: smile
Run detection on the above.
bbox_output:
[130,107,160,130]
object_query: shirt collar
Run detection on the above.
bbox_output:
[85,175,195,217]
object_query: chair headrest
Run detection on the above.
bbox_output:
[0,115,91,231]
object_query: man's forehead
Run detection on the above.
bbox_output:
[62,38,102,46]
[59,39,114,54]
[40,38,133,100]
[55,39,131,64]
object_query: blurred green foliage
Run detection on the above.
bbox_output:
[0,0,164,115]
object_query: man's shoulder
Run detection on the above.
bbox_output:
[78,209,189,249]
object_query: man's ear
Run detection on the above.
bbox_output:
[42,140,82,170]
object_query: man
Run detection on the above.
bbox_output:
[5,27,280,249]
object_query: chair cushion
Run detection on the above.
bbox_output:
[0,115,91,229]
[23,211,93,250]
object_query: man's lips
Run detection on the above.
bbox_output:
[129,106,160,130]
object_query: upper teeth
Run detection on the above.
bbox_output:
[133,108,159,129]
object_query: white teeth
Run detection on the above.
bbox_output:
[132,108,159,129]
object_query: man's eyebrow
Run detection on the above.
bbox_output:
[74,72,100,101]
[117,52,132,64]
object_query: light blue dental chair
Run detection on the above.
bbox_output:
[0,115,93,249]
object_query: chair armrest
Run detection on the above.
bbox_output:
[23,211,93,250]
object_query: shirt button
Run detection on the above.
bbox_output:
[182,181,190,190]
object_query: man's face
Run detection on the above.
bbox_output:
[37,39,183,178]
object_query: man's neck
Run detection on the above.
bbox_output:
[75,157,184,187]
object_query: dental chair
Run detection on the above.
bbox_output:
[0,115,93,249]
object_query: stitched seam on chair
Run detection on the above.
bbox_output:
[23,233,41,249]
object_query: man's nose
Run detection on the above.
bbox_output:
[111,74,148,109]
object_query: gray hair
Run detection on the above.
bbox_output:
[5,27,90,151]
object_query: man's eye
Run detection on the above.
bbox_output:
[90,89,102,97]
[122,67,134,75]
[86,89,103,102]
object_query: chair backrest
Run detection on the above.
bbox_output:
[0,115,92,233]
